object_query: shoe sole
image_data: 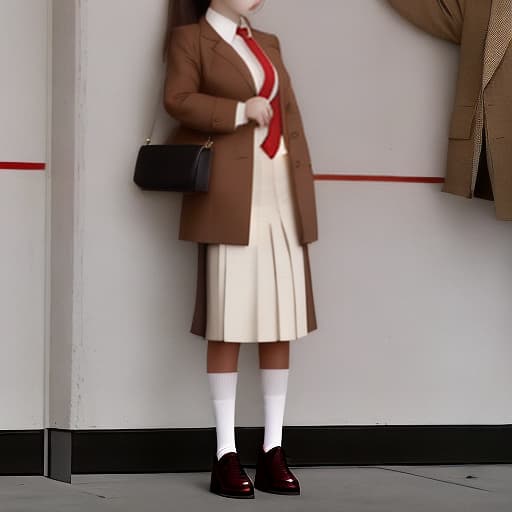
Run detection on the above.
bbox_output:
[210,490,255,499]
[210,477,255,499]
[254,482,300,495]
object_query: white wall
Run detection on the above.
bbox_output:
[1,0,510,434]
[0,0,50,429]
[266,0,460,177]
[45,0,512,431]
[0,0,490,436]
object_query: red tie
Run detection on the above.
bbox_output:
[236,26,282,158]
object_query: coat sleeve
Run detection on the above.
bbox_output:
[164,25,239,133]
[386,0,465,44]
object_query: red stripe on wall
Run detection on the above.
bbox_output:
[314,174,445,184]
[0,162,46,171]
[0,164,444,183]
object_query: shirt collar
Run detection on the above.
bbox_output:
[205,6,252,43]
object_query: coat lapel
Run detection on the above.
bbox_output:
[483,0,512,89]
[199,16,256,95]
[198,16,291,148]
[250,27,292,151]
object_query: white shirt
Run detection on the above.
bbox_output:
[205,7,287,157]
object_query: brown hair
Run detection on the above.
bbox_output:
[163,0,210,59]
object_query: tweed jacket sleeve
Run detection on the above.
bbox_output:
[387,0,466,44]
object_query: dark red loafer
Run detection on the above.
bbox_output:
[209,451,255,499]
[254,445,300,495]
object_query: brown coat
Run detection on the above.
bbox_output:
[163,16,318,338]
[387,0,512,219]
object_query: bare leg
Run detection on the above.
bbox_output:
[207,339,289,370]
[258,341,290,369]
[206,340,241,373]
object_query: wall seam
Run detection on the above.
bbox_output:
[71,0,87,429]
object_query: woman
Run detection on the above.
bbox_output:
[164,0,319,499]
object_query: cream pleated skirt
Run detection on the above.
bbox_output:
[205,128,308,343]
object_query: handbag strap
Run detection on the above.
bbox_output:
[145,75,166,145]
[145,69,213,148]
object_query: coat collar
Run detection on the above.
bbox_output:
[199,14,277,95]
[483,0,512,89]
[204,7,253,44]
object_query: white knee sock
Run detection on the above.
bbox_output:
[260,368,289,453]
[207,371,238,461]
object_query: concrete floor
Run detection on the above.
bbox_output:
[1,465,511,512]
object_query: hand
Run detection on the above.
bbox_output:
[245,96,273,127]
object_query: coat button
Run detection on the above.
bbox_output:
[295,160,301,168]
[291,131,299,138]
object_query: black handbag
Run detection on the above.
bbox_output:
[133,81,213,193]
[134,136,213,192]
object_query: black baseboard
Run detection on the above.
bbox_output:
[0,430,44,475]
[46,424,512,483]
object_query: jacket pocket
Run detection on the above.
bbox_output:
[449,105,475,140]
